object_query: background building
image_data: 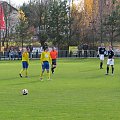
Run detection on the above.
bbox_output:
[0,1,19,50]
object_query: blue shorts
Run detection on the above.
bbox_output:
[22,61,28,69]
[42,61,49,70]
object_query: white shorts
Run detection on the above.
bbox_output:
[99,54,104,61]
[107,59,114,65]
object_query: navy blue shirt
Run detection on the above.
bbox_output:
[108,50,114,59]
[99,47,106,54]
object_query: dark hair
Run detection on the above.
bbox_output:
[43,46,48,51]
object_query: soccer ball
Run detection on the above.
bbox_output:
[22,89,28,95]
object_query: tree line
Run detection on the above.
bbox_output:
[2,0,120,50]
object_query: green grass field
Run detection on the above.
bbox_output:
[0,58,120,120]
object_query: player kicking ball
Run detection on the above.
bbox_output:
[105,46,114,75]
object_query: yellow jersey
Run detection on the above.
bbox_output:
[22,52,29,63]
[40,51,51,63]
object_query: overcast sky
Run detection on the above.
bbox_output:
[3,0,83,7]
[4,0,29,7]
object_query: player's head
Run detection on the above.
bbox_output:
[44,42,48,46]
[101,43,104,47]
[109,45,113,50]
[44,47,48,51]
[23,48,27,52]
[52,47,55,51]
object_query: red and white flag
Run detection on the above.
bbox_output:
[0,4,6,30]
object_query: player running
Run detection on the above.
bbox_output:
[19,48,29,78]
[50,47,58,74]
[98,43,106,69]
[40,47,52,80]
[105,46,114,75]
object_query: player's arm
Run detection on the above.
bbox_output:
[27,53,29,64]
[104,48,107,56]
[56,51,58,58]
[112,51,115,59]
[49,54,52,65]
[98,47,100,55]
[104,48,108,56]
[50,51,52,57]
[40,52,43,64]
[22,52,26,61]
[97,47,100,57]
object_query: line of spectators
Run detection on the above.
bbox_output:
[4,48,22,60]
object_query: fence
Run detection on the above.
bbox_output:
[0,50,119,60]
[58,50,97,58]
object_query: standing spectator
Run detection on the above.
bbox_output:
[18,49,22,60]
[83,43,88,57]
[27,45,33,59]
[10,49,15,60]
[36,50,39,58]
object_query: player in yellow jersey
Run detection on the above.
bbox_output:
[40,47,51,81]
[19,48,29,78]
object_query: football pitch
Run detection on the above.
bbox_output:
[0,58,120,120]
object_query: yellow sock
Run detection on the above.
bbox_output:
[25,69,28,76]
[40,72,43,78]
[47,72,50,79]
[20,69,24,74]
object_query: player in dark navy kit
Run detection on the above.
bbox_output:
[105,46,114,75]
[98,43,106,69]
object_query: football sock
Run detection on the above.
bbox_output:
[53,67,56,73]
[40,73,43,78]
[100,62,103,68]
[101,62,103,68]
[25,69,28,77]
[111,66,114,74]
[51,68,54,73]
[52,66,56,73]
[53,66,56,69]
[20,69,24,74]
[107,66,109,74]
[47,72,50,79]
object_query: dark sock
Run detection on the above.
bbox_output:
[112,66,114,74]
[100,62,103,68]
[53,67,56,69]
[107,66,109,74]
[51,68,54,73]
[101,62,103,68]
